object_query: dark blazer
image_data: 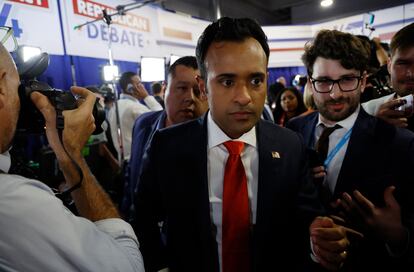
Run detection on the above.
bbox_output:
[287,109,414,271]
[121,110,165,220]
[134,115,325,272]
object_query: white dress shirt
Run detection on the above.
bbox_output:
[0,170,144,271]
[108,93,162,161]
[0,150,11,173]
[315,105,360,193]
[207,112,258,271]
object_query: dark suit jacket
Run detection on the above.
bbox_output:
[134,115,325,272]
[287,109,414,271]
[121,110,165,220]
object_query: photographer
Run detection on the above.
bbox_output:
[362,23,414,131]
[0,43,144,271]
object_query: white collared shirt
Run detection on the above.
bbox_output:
[0,151,11,173]
[315,105,360,193]
[108,93,162,161]
[207,112,258,271]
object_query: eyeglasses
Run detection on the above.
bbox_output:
[309,75,363,93]
[0,26,18,52]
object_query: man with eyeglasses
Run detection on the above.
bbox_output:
[287,29,414,271]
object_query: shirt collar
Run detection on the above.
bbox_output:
[120,93,139,102]
[0,150,11,173]
[207,111,256,149]
[317,104,360,131]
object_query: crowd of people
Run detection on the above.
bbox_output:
[1,15,414,272]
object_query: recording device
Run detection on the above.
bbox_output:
[15,52,105,135]
[126,83,135,94]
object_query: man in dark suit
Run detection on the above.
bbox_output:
[135,17,352,272]
[287,29,414,271]
[121,56,208,221]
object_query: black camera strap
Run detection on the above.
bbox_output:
[54,131,84,204]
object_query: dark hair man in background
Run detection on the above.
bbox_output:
[134,17,351,272]
[108,71,162,161]
[362,22,414,131]
[151,81,165,108]
[121,56,208,221]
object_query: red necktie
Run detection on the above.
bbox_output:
[222,141,250,272]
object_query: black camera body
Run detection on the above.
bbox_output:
[17,80,105,135]
[15,52,105,135]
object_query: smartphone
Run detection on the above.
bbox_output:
[126,83,135,94]
[396,94,413,115]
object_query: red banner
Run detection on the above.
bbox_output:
[72,0,150,32]
[6,0,49,9]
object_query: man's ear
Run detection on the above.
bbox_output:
[360,71,368,94]
[196,75,207,98]
[0,69,7,109]
[387,56,392,76]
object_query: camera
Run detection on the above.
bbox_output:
[15,51,105,135]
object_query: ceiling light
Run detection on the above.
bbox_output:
[320,0,333,8]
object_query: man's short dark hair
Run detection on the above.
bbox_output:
[390,23,414,56]
[119,71,137,92]
[168,56,198,79]
[151,82,163,95]
[196,17,270,79]
[302,29,369,76]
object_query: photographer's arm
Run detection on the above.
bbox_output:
[31,87,119,221]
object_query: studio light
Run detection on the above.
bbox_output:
[19,45,42,62]
[320,0,333,8]
[103,65,119,82]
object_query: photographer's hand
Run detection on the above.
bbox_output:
[30,91,79,186]
[32,87,119,221]
[376,99,408,128]
[61,86,119,221]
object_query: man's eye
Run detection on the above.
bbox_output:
[251,78,263,86]
[221,79,234,87]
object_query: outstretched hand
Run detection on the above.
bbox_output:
[338,186,408,249]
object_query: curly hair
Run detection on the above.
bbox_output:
[302,29,369,76]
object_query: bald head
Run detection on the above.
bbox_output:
[0,43,20,153]
[0,44,16,72]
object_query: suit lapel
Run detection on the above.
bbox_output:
[255,121,283,226]
[197,114,220,271]
[303,113,319,148]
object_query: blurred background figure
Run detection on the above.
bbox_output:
[273,87,307,126]
[300,82,317,116]
[151,81,165,109]
[276,76,287,87]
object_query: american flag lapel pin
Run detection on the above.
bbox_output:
[271,151,280,159]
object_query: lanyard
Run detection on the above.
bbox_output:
[323,127,353,169]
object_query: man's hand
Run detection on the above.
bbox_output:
[134,82,149,100]
[312,166,326,180]
[310,216,362,271]
[376,99,408,128]
[62,86,96,159]
[338,186,408,250]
